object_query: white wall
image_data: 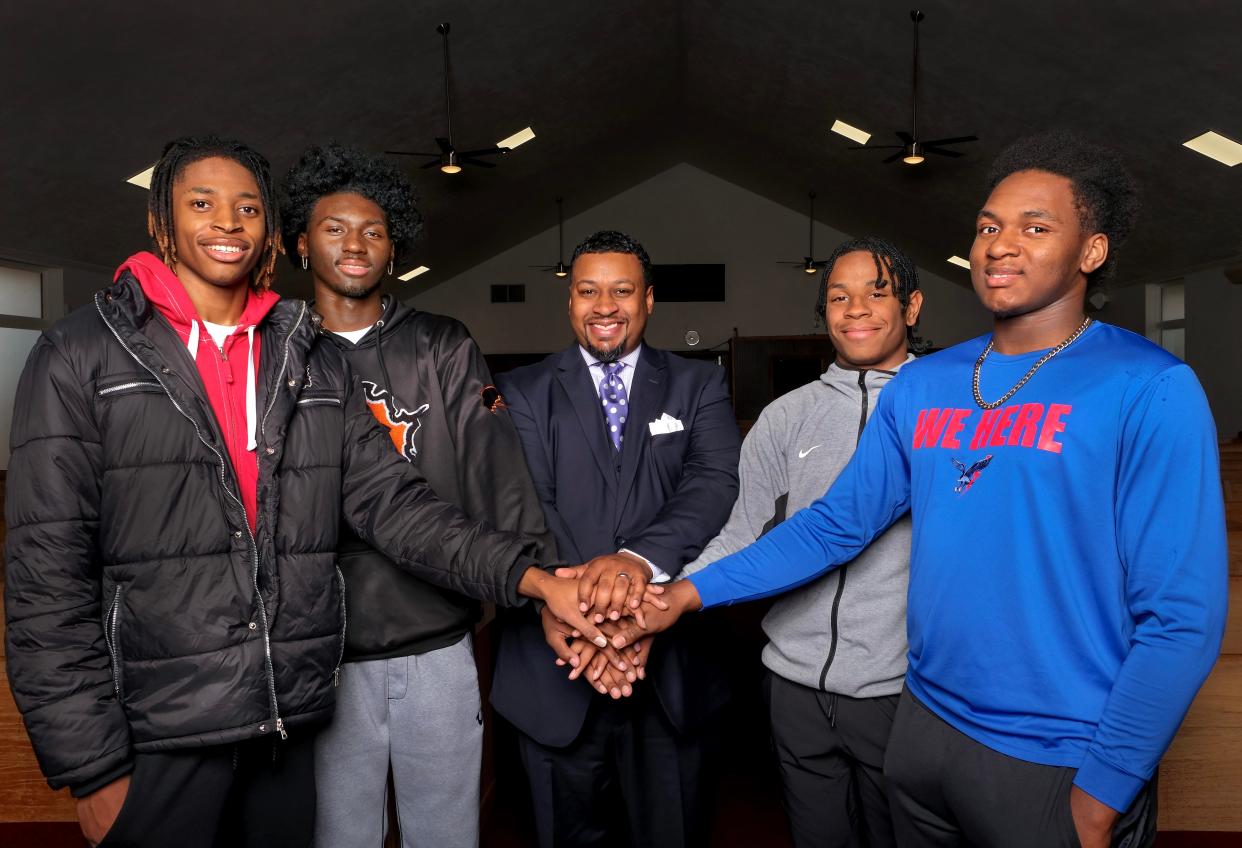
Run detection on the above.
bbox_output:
[408,163,988,355]
[1185,268,1242,439]
[0,328,42,469]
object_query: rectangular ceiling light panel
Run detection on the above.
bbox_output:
[126,165,156,189]
[497,127,536,149]
[398,266,430,281]
[831,119,871,146]
[947,255,971,269]
[1183,131,1242,166]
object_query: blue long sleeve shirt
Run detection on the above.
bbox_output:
[689,322,1227,811]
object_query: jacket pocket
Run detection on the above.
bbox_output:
[332,565,347,686]
[297,391,343,407]
[96,377,162,400]
[103,585,125,700]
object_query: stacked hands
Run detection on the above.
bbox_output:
[523,553,699,699]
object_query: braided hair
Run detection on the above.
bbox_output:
[146,135,282,291]
[814,235,926,351]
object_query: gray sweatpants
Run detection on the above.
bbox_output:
[313,633,483,848]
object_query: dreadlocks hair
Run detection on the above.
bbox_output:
[570,230,654,288]
[146,135,282,291]
[278,143,423,266]
[986,130,1140,285]
[814,235,927,352]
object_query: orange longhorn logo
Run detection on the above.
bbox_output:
[362,381,430,461]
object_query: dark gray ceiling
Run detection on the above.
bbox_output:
[2,0,1240,305]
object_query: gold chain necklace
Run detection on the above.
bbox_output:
[972,317,1092,410]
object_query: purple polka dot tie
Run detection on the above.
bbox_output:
[598,362,629,452]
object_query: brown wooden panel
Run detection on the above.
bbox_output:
[1224,578,1242,656]
[1229,531,1242,577]
[0,672,77,822]
[1159,658,1242,830]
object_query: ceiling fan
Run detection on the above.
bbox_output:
[530,197,570,277]
[850,10,978,165]
[386,22,535,174]
[776,192,830,275]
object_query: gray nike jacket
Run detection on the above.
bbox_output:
[682,358,912,697]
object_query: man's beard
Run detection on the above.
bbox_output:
[584,338,625,363]
[327,277,382,300]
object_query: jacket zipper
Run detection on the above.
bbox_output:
[99,381,160,396]
[95,294,303,740]
[332,566,347,687]
[104,585,123,697]
[817,370,871,692]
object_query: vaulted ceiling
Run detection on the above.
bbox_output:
[2,0,1240,302]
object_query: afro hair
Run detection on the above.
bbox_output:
[279,143,422,265]
[987,130,1140,284]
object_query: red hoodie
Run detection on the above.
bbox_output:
[116,252,280,531]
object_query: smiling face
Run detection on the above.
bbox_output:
[299,192,393,300]
[568,251,653,362]
[824,250,922,371]
[969,169,1108,319]
[169,156,266,291]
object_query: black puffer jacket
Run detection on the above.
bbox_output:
[3,271,538,794]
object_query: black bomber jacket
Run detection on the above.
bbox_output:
[3,271,538,795]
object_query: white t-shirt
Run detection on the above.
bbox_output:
[201,320,237,350]
[330,326,374,344]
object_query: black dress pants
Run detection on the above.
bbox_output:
[765,670,899,848]
[882,690,1157,848]
[97,732,317,848]
[517,686,714,848]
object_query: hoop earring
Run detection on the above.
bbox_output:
[301,255,308,271]
[388,259,394,276]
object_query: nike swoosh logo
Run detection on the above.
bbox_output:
[798,445,822,459]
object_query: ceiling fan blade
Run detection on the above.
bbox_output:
[419,160,442,170]
[924,146,964,158]
[458,157,496,168]
[896,131,915,145]
[385,150,440,158]
[775,261,807,266]
[457,145,505,158]
[435,137,454,154]
[882,150,906,164]
[848,145,904,151]
[921,135,978,146]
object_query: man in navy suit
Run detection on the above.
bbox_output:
[492,230,741,847]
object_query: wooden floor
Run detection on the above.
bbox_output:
[2,444,1241,842]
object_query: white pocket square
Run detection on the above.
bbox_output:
[648,412,685,436]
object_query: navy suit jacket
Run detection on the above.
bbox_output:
[491,343,741,747]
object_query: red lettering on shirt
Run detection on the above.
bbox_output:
[1037,404,1072,453]
[941,408,971,449]
[988,405,1020,447]
[1008,403,1044,448]
[913,408,953,449]
[970,409,1001,450]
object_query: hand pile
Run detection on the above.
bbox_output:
[537,553,670,699]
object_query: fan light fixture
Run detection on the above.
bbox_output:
[126,164,155,189]
[386,23,532,174]
[902,142,925,165]
[531,197,572,277]
[777,192,830,274]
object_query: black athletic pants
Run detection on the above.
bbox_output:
[96,732,316,848]
[764,670,899,848]
[883,690,1158,848]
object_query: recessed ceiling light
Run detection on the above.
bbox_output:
[831,119,871,146]
[497,127,536,150]
[126,165,155,189]
[947,255,970,269]
[1183,130,1242,167]
[398,266,430,281]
